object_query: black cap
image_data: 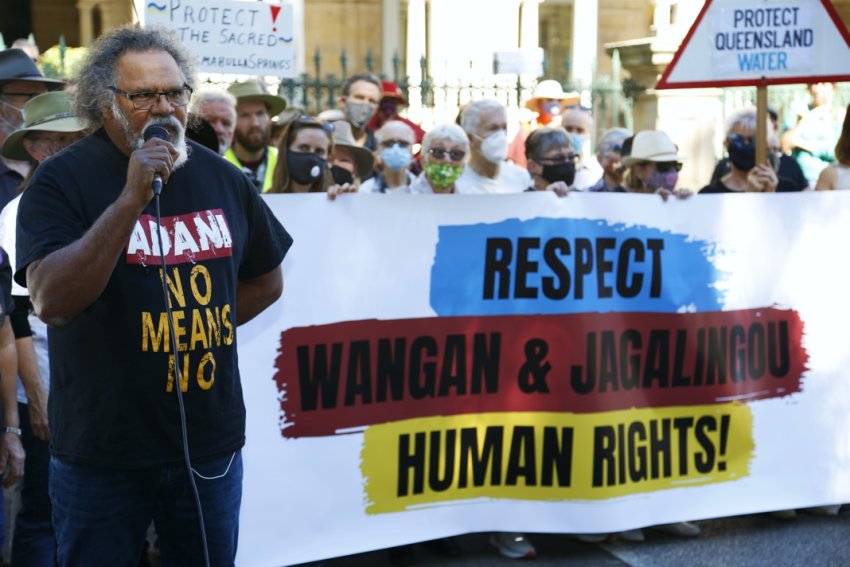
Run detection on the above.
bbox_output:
[0,48,64,89]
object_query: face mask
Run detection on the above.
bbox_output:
[645,169,679,192]
[540,161,576,186]
[727,138,756,172]
[479,130,508,164]
[330,164,354,185]
[345,100,376,129]
[424,161,463,189]
[288,150,326,185]
[380,100,398,117]
[570,132,587,155]
[380,144,412,171]
[542,101,562,116]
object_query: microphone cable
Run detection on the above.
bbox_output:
[153,186,212,567]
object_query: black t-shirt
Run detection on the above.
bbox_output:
[16,129,293,468]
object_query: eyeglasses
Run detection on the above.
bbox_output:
[654,161,683,173]
[109,85,193,110]
[380,139,411,149]
[428,147,465,161]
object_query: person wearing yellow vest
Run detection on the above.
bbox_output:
[225,80,287,193]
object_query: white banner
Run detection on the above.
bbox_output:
[236,192,850,566]
[142,0,295,77]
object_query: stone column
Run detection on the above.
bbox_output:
[77,1,95,46]
[406,0,426,83]
[382,0,400,79]
[519,0,540,49]
[571,0,597,96]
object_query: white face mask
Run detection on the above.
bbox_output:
[478,130,508,164]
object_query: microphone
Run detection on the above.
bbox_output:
[143,125,170,196]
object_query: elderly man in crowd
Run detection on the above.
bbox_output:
[360,120,417,193]
[191,87,237,155]
[455,99,530,194]
[562,105,603,190]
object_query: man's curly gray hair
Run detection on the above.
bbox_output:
[74,25,198,126]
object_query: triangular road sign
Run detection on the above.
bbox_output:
[657,0,850,89]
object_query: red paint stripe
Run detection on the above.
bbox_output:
[274,308,807,438]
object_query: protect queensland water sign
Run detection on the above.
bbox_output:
[657,0,850,88]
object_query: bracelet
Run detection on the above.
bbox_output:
[3,426,22,436]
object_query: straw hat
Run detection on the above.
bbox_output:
[621,130,682,167]
[227,80,287,116]
[2,91,88,160]
[330,120,374,180]
[524,80,580,111]
[0,48,64,89]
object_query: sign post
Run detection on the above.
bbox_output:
[656,0,850,170]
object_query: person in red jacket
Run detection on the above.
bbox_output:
[367,80,426,145]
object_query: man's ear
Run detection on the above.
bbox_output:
[339,96,347,109]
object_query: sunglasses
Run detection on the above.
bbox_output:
[638,161,681,173]
[295,115,335,134]
[428,147,465,161]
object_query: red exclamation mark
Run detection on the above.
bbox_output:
[270,5,281,32]
[717,414,730,472]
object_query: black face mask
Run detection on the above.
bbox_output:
[727,139,756,172]
[330,164,354,186]
[540,161,576,186]
[287,150,327,185]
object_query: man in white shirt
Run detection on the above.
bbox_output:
[455,99,530,194]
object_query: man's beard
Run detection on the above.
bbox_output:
[112,101,189,170]
[234,126,269,153]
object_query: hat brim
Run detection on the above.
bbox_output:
[524,93,581,111]
[0,76,65,90]
[236,94,287,117]
[381,93,407,105]
[335,142,375,180]
[622,152,682,167]
[2,116,89,161]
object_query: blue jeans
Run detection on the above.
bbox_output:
[12,402,56,566]
[49,451,242,567]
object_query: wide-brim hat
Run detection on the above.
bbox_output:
[0,48,64,89]
[525,80,580,111]
[380,80,406,106]
[330,120,374,180]
[621,130,682,167]
[2,91,88,160]
[227,80,287,116]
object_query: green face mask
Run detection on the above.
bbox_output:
[424,161,463,190]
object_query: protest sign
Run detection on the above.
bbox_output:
[142,0,295,76]
[657,0,850,88]
[235,192,850,566]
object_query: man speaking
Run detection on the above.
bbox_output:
[15,25,292,566]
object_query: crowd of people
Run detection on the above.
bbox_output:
[0,25,848,566]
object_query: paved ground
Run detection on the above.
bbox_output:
[289,507,850,567]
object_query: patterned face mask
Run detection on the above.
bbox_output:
[424,161,463,190]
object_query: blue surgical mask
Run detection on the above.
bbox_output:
[570,133,587,155]
[542,100,563,116]
[381,144,412,171]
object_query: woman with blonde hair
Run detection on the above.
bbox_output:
[815,102,850,190]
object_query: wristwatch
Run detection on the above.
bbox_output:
[3,426,22,436]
